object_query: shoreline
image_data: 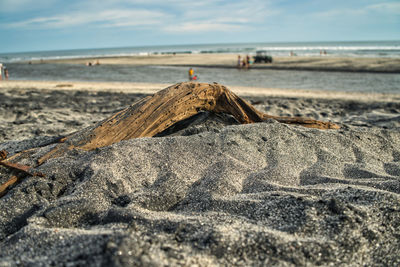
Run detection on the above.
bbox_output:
[1,80,399,102]
[24,54,400,73]
[165,64,400,74]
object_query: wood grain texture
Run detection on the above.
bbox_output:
[36,82,339,164]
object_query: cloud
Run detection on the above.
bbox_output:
[5,9,171,29]
[164,22,246,33]
[311,1,400,19]
[0,0,54,13]
[366,2,400,14]
[162,0,278,33]
[2,0,278,35]
[177,0,277,22]
[96,9,171,27]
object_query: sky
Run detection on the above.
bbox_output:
[0,0,399,53]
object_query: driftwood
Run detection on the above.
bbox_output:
[0,150,45,197]
[0,82,339,196]
[37,82,339,164]
[12,82,339,164]
[0,176,18,197]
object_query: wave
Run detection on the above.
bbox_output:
[1,41,399,63]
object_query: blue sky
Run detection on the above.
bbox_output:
[0,0,399,53]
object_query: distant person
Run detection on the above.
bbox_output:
[237,55,242,68]
[242,56,249,69]
[0,63,3,80]
[4,67,8,80]
[95,60,100,65]
[188,68,194,81]
[242,58,247,69]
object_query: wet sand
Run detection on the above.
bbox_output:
[0,81,399,266]
[2,80,399,100]
[34,54,400,73]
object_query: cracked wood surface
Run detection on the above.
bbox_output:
[37,82,339,164]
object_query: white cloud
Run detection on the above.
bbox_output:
[97,9,171,27]
[312,1,400,19]
[163,0,277,33]
[0,0,54,13]
[312,8,365,19]
[164,22,246,33]
[177,0,276,23]
[5,9,171,28]
[1,0,278,34]
[366,2,400,14]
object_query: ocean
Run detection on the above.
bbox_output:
[1,41,399,93]
[1,41,399,63]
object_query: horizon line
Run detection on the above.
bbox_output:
[1,39,399,55]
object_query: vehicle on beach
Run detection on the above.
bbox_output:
[253,50,273,63]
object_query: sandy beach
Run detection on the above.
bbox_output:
[0,79,399,266]
[35,53,400,73]
[1,0,399,262]
[1,80,399,141]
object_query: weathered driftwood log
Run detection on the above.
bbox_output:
[1,82,339,195]
[37,82,339,164]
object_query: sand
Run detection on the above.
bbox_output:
[1,80,399,141]
[0,81,399,266]
[34,54,400,73]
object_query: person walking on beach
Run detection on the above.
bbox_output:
[237,55,242,69]
[0,63,3,81]
[246,55,250,69]
[4,67,9,80]
[188,68,194,81]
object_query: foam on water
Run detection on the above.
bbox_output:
[0,41,399,63]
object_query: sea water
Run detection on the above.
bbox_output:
[1,41,399,63]
[1,41,399,93]
[4,63,399,94]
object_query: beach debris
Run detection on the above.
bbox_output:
[0,160,44,177]
[0,175,18,197]
[55,84,73,88]
[37,82,339,164]
[0,150,45,196]
[0,150,7,160]
[0,82,339,197]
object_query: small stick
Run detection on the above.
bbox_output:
[0,161,44,177]
[0,175,18,197]
[0,160,44,197]
[0,150,8,161]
